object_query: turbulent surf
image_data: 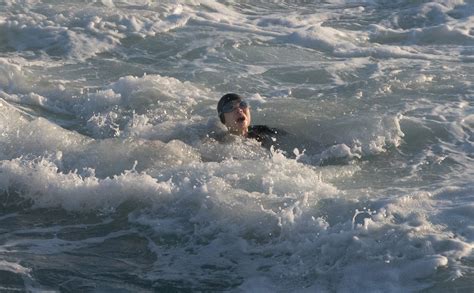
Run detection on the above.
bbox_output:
[0,0,473,291]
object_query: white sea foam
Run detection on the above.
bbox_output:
[0,156,173,210]
[79,74,212,139]
[1,0,473,291]
[1,1,190,60]
[0,260,31,274]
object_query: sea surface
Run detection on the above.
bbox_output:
[0,0,473,292]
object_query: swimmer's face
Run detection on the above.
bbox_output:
[223,100,251,135]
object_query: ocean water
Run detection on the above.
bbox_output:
[0,0,473,291]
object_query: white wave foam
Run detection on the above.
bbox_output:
[0,58,78,118]
[2,13,116,60]
[0,260,31,274]
[1,1,190,60]
[0,157,173,210]
[370,23,474,46]
[280,28,446,60]
[0,58,31,94]
[297,114,405,165]
[78,74,212,139]
[1,1,473,290]
[133,184,473,291]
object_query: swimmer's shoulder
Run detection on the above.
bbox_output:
[248,125,287,137]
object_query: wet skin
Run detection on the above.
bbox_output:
[223,101,251,136]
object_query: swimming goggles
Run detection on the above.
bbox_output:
[221,100,249,114]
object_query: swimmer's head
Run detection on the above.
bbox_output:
[217,93,251,136]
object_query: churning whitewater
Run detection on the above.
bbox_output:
[0,0,473,291]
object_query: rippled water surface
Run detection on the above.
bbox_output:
[0,0,473,291]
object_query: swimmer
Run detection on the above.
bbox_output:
[216,93,286,149]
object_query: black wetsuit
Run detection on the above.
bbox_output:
[247,125,286,150]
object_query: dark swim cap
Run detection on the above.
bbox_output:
[217,93,243,124]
